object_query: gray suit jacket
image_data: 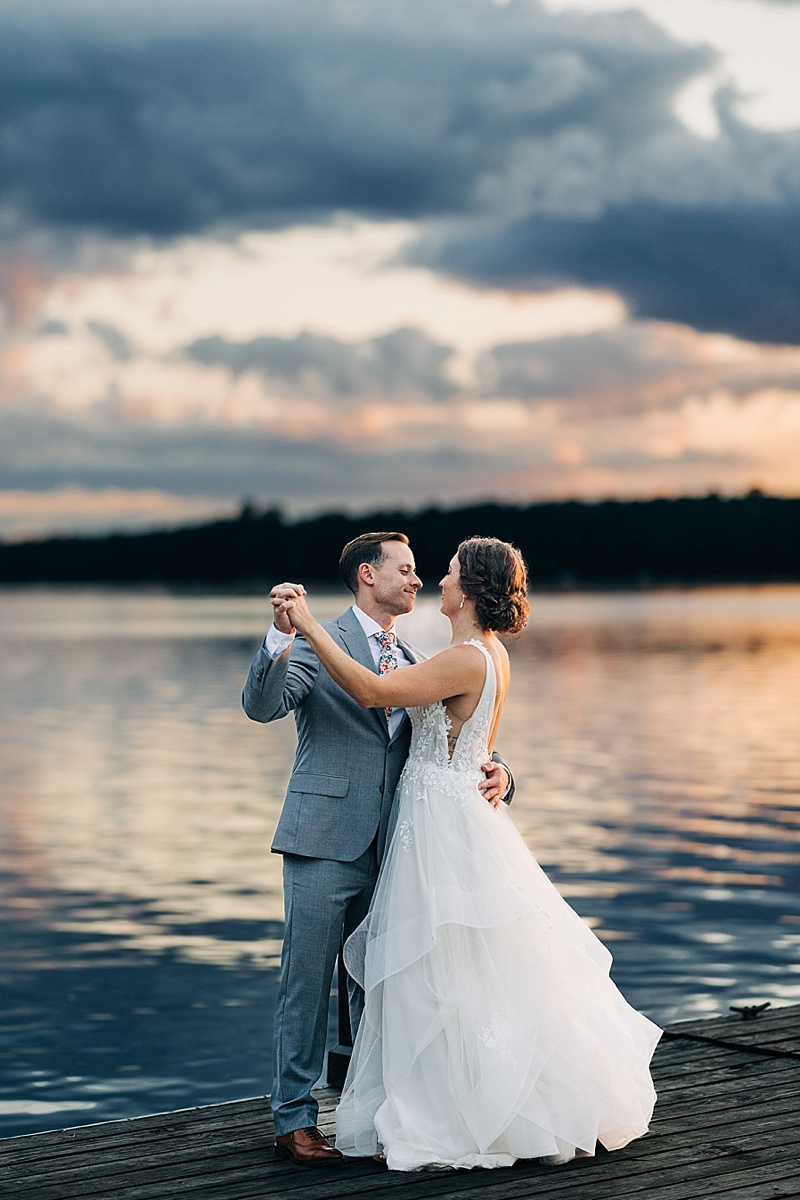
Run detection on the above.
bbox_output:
[242,607,416,863]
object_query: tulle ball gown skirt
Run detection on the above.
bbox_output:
[335,760,662,1171]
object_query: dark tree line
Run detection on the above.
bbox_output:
[1,492,799,587]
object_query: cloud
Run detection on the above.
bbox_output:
[0,397,503,515]
[1,1,800,342]
[184,327,457,401]
[6,378,798,537]
[478,323,692,401]
[12,0,620,235]
[4,311,800,539]
[477,321,800,407]
[0,486,226,541]
[87,320,135,362]
[421,200,800,346]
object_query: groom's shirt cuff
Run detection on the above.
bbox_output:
[262,625,296,659]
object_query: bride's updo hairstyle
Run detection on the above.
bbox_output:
[457,537,530,635]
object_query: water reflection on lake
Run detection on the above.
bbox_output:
[1,585,799,1136]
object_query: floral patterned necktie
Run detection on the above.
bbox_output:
[376,629,398,719]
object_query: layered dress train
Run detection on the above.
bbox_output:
[336,641,661,1171]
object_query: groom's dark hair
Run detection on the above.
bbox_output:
[339,531,410,595]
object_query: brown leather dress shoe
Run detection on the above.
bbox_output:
[274,1126,344,1167]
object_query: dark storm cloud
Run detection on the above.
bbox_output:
[3,0,706,235]
[185,328,456,400]
[2,0,800,341]
[423,202,800,346]
[8,0,652,236]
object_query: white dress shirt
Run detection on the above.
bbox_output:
[263,604,412,737]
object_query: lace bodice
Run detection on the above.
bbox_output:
[404,640,496,781]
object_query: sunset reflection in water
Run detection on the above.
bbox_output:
[1,585,799,1134]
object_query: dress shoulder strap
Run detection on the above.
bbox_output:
[463,637,493,663]
[463,638,496,699]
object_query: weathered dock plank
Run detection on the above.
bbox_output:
[2,1006,799,1200]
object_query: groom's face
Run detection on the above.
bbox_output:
[370,540,423,616]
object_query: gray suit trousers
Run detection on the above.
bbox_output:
[270,844,380,1135]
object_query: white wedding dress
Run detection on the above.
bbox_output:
[336,641,661,1171]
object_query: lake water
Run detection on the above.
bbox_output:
[1,584,799,1137]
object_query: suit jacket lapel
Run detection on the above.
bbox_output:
[336,608,389,736]
[395,637,420,664]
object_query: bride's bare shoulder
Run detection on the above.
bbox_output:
[488,639,511,692]
[486,637,509,668]
[494,638,510,662]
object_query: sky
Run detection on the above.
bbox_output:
[1,0,800,540]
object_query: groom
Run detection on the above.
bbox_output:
[242,531,511,1166]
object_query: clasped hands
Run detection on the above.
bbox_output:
[270,582,312,635]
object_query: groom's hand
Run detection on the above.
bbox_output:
[479,761,510,811]
[270,582,306,635]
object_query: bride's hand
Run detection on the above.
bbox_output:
[281,592,315,635]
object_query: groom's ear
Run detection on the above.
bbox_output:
[356,562,375,588]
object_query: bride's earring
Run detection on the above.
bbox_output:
[459,594,465,609]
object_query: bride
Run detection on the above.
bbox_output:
[280,536,661,1171]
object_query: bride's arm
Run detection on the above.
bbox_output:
[283,595,484,708]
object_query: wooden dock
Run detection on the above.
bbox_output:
[2,1005,799,1200]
